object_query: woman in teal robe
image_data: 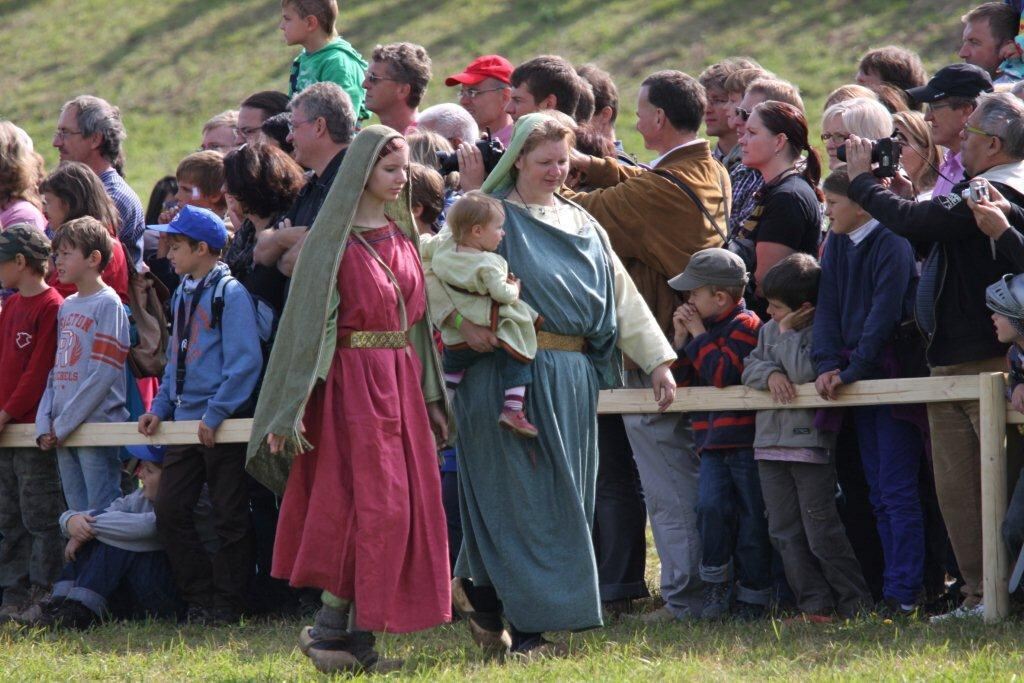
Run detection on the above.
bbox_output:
[424,114,677,656]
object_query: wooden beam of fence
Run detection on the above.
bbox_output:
[980,372,1011,623]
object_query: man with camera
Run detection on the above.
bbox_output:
[844,91,1024,620]
[907,64,993,198]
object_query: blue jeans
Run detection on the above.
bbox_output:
[697,447,772,605]
[52,540,183,618]
[854,405,925,605]
[56,446,122,512]
[1003,467,1024,566]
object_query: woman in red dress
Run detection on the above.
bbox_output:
[247,126,451,675]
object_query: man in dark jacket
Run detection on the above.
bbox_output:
[845,91,1024,619]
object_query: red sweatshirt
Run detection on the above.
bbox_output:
[48,239,130,304]
[0,287,63,422]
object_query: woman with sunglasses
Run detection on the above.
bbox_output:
[734,101,824,317]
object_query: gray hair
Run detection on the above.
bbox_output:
[60,95,126,164]
[822,97,893,140]
[976,92,1024,159]
[290,82,355,145]
[417,103,479,144]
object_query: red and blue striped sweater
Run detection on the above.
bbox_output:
[676,300,761,453]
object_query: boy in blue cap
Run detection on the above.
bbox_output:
[139,205,262,624]
[26,445,216,629]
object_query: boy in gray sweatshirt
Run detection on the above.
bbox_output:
[741,254,870,622]
[36,217,129,512]
[23,445,215,629]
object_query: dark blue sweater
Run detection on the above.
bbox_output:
[812,224,916,384]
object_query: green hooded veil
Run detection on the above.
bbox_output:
[245,125,449,494]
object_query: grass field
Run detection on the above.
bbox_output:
[1,0,973,201]
[4,607,1024,680]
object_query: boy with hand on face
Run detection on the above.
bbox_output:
[0,226,66,623]
[668,247,772,620]
[140,205,262,624]
[742,254,871,622]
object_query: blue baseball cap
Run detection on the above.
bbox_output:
[147,205,228,250]
[124,445,166,464]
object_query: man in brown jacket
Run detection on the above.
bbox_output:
[563,70,729,623]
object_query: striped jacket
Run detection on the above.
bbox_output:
[676,300,761,453]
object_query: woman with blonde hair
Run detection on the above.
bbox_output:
[892,110,942,199]
[0,122,46,231]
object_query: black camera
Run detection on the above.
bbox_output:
[436,133,504,175]
[836,135,902,178]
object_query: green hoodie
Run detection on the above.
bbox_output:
[289,37,369,121]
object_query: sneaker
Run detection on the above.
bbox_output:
[733,600,768,621]
[930,602,985,623]
[878,598,921,620]
[637,605,680,624]
[701,582,731,620]
[498,409,539,438]
[450,578,512,655]
[34,599,97,630]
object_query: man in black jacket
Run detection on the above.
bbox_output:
[845,91,1024,619]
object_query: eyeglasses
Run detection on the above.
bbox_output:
[964,123,1000,139]
[288,117,315,133]
[53,128,84,140]
[365,73,400,85]
[459,86,509,100]
[234,125,262,138]
[820,132,851,144]
[734,107,751,122]
[925,102,957,115]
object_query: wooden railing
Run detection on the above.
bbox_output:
[2,373,1015,622]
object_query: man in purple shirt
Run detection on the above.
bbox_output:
[905,64,993,198]
[53,96,145,266]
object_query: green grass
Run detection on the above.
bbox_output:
[1,0,969,203]
[5,610,1024,680]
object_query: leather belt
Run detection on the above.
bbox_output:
[536,330,586,352]
[339,331,408,349]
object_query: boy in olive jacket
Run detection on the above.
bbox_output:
[742,254,870,621]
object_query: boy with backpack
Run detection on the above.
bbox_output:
[139,205,262,623]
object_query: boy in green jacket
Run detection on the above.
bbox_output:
[280,0,368,120]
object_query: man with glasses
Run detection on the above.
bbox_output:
[253,82,355,277]
[844,91,1024,621]
[906,64,994,197]
[236,91,291,146]
[361,42,431,135]
[52,95,145,266]
[445,55,514,146]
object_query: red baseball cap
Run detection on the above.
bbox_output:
[445,55,514,87]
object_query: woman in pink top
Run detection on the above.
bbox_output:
[0,122,46,231]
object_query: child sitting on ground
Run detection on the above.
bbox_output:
[667,247,771,619]
[421,191,540,438]
[985,273,1024,592]
[742,254,871,622]
[24,445,216,629]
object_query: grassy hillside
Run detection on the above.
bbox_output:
[2,0,969,200]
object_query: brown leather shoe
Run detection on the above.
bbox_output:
[450,577,512,655]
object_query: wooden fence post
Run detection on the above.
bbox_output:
[980,371,1010,623]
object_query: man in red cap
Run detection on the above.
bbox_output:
[446,55,514,146]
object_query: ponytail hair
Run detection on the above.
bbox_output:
[753,100,824,201]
